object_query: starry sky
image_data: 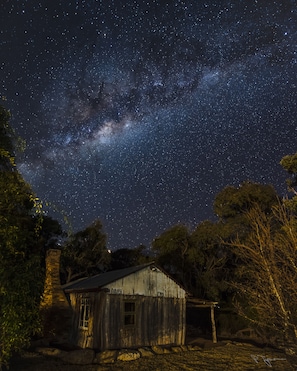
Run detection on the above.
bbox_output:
[1,0,297,250]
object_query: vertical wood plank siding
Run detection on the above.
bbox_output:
[70,293,186,350]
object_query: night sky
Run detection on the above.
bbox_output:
[1,1,297,250]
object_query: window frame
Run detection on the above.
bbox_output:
[79,297,90,329]
[123,300,136,327]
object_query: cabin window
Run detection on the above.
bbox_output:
[79,298,90,329]
[124,301,136,326]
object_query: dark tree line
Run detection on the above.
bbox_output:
[151,182,280,300]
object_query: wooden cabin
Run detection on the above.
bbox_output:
[63,263,187,350]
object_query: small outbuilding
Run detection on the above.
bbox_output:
[63,262,187,350]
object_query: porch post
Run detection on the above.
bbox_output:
[210,304,217,343]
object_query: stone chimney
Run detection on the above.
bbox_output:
[41,249,69,309]
[40,249,71,343]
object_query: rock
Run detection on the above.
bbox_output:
[171,346,182,353]
[138,347,154,357]
[60,349,95,364]
[191,345,203,351]
[117,349,140,361]
[151,345,164,354]
[180,345,188,352]
[187,345,202,351]
[35,347,65,357]
[95,350,118,364]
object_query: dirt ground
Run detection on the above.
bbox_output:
[9,339,295,371]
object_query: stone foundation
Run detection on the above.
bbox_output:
[35,343,203,365]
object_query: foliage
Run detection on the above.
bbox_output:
[110,244,152,270]
[0,105,44,366]
[39,216,64,251]
[61,219,111,283]
[210,182,280,301]
[190,221,228,300]
[229,204,297,346]
[280,153,297,176]
[152,224,193,288]
[151,182,280,302]
[214,181,279,236]
[0,252,42,364]
[280,152,297,211]
[151,223,225,300]
[0,106,14,170]
[0,106,25,171]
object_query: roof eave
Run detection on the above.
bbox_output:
[64,287,110,294]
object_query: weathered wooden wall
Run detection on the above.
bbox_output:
[69,292,102,349]
[69,292,186,350]
[104,266,186,299]
[101,294,186,350]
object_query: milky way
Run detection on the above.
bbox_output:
[1,1,297,249]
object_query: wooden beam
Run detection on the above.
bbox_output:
[210,304,217,343]
[64,287,110,294]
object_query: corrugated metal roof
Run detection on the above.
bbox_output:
[62,262,154,292]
